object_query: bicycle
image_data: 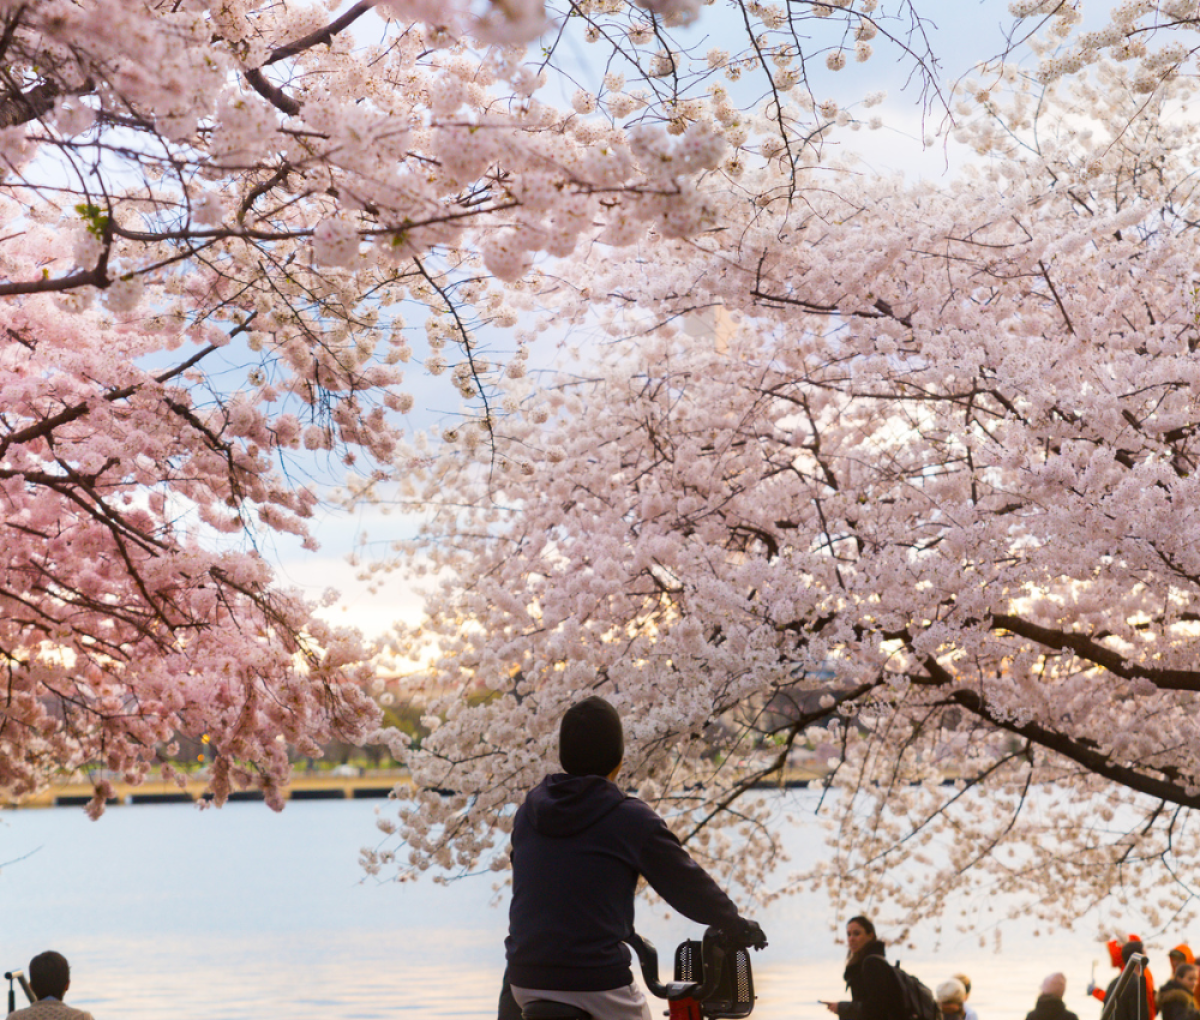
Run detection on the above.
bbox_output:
[519,924,765,1020]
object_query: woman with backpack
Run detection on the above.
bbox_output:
[821,916,908,1020]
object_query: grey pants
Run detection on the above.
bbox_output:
[510,982,654,1020]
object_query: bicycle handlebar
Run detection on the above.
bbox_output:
[626,931,697,1000]
[626,925,763,1003]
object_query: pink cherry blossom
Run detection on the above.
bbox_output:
[10,0,1200,931]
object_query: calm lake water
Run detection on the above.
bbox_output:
[0,791,1152,1020]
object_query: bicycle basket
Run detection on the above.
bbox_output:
[673,940,755,1019]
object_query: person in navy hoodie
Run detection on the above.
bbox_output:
[501,695,766,1020]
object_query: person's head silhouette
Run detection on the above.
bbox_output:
[29,951,71,1001]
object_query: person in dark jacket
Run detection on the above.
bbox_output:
[821,916,905,1020]
[1158,963,1200,1020]
[1027,973,1079,1020]
[503,696,765,1020]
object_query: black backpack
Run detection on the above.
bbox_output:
[889,961,940,1020]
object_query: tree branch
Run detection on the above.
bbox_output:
[948,684,1200,810]
[990,612,1200,692]
[243,1,380,117]
[260,1,380,67]
[243,68,301,117]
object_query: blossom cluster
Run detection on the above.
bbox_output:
[1019,0,1200,90]
[0,195,381,809]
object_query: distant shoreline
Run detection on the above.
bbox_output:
[4,765,832,809]
[3,767,411,809]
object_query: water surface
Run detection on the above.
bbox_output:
[0,793,1139,1020]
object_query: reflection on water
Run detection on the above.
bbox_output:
[78,942,504,1019]
[0,795,1126,1020]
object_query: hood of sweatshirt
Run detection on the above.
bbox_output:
[523,773,628,837]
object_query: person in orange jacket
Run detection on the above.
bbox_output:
[1087,938,1156,1020]
[1168,947,1196,980]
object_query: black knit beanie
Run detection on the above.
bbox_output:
[558,696,624,777]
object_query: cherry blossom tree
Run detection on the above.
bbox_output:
[0,0,958,809]
[9,0,1200,920]
[367,19,1200,934]
[0,200,391,812]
